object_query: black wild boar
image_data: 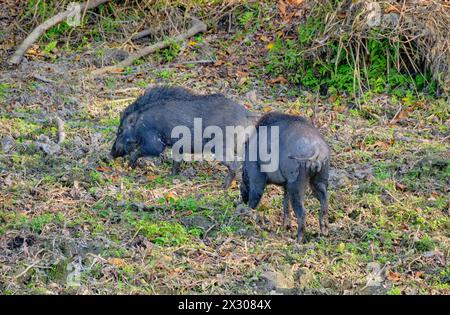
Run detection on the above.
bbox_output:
[111,86,259,188]
[240,112,330,242]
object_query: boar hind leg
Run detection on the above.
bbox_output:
[310,179,329,236]
[282,187,292,230]
[221,160,238,189]
[287,178,307,243]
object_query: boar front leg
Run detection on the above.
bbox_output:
[221,160,238,189]
[246,161,267,209]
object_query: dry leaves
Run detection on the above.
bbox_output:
[108,258,126,267]
[395,182,407,191]
[268,76,288,84]
[165,191,177,202]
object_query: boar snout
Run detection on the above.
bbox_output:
[111,134,138,158]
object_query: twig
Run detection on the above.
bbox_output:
[13,260,51,280]
[131,29,152,40]
[32,74,55,84]
[175,59,216,65]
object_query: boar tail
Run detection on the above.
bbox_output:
[289,148,324,173]
[288,148,319,161]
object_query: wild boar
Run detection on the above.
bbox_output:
[240,112,331,242]
[111,86,259,188]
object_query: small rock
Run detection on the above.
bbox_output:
[261,269,295,290]
[1,135,15,152]
[328,168,351,189]
[92,48,130,67]
[353,164,373,180]
[381,13,399,27]
[135,157,155,169]
[234,204,252,216]
[181,167,197,178]
[36,135,60,155]
[362,261,387,294]
[180,215,214,231]
[90,132,102,148]
[359,285,387,295]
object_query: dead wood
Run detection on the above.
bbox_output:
[8,0,111,65]
[91,16,207,76]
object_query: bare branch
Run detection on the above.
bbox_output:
[8,0,111,65]
[91,17,207,76]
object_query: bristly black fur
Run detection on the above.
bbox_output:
[120,86,227,123]
[256,111,311,127]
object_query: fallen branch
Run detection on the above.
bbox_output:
[32,73,55,84]
[8,0,111,65]
[131,29,153,40]
[91,17,207,76]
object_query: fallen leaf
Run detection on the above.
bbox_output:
[238,76,248,85]
[278,0,287,18]
[387,271,401,282]
[395,182,406,191]
[287,0,304,5]
[166,192,177,203]
[263,106,272,113]
[109,67,124,74]
[259,35,270,42]
[145,175,157,182]
[390,109,408,124]
[236,70,248,78]
[108,258,126,267]
[96,166,110,172]
[385,4,401,13]
[268,76,288,84]
[332,105,346,113]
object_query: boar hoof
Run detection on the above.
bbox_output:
[320,224,330,237]
[222,179,231,189]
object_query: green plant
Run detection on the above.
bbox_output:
[239,11,255,27]
[387,287,402,295]
[0,83,10,102]
[158,40,181,63]
[415,234,435,252]
[136,221,189,246]
[265,14,437,98]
